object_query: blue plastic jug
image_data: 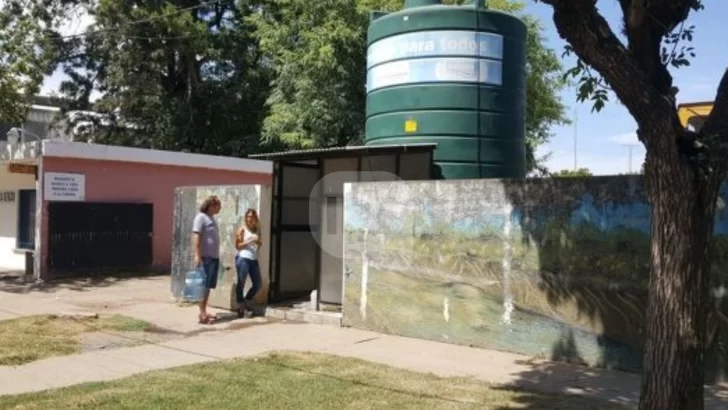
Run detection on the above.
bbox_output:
[182,268,207,302]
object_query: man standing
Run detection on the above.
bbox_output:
[192,195,221,324]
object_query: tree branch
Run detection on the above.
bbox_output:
[643,0,698,36]
[622,0,670,95]
[539,0,672,129]
[619,0,696,37]
[619,0,699,96]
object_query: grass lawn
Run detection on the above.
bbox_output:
[0,314,149,366]
[0,352,626,410]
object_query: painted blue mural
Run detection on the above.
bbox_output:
[342,176,728,381]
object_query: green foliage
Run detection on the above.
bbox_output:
[0,0,74,123]
[51,0,565,166]
[521,12,570,175]
[553,168,593,177]
[60,0,273,156]
[661,24,697,69]
[249,0,368,149]
[561,6,703,114]
[562,46,609,113]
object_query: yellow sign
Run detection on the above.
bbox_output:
[405,120,418,133]
[8,163,37,174]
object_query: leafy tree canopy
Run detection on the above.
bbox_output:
[249,0,368,149]
[59,0,272,156]
[0,0,77,124]
[49,0,567,170]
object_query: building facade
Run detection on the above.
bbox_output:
[0,140,272,278]
[0,96,70,145]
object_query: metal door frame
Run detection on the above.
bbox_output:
[249,144,438,307]
[268,160,323,303]
[316,157,362,307]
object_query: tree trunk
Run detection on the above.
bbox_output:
[639,129,719,410]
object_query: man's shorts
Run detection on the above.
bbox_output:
[201,257,220,289]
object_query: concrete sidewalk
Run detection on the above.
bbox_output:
[1,321,728,409]
[2,276,728,409]
[0,275,232,334]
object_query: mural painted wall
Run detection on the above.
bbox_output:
[170,185,272,309]
[343,176,728,381]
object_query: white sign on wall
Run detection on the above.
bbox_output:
[44,172,86,201]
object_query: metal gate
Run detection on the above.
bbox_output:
[47,202,153,274]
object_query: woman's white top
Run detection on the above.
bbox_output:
[238,227,260,260]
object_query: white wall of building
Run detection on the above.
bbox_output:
[0,166,36,272]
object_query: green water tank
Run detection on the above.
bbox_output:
[365,0,527,179]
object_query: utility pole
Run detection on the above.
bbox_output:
[622,144,637,174]
[573,105,578,171]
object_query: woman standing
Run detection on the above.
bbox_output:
[235,208,263,318]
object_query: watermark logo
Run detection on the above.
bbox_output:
[307,171,402,258]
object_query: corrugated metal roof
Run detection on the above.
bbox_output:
[248,143,437,160]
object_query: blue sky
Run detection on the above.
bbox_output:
[40,1,726,175]
[523,0,726,174]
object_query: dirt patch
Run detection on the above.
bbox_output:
[80,330,183,352]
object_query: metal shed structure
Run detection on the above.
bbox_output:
[249,143,437,310]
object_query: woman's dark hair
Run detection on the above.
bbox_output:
[245,208,259,233]
[199,196,221,214]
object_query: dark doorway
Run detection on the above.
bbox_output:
[268,161,321,302]
[16,189,37,250]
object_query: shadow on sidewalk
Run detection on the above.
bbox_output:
[488,359,728,410]
[0,271,165,295]
[498,360,639,409]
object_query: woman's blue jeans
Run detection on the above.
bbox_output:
[235,256,261,304]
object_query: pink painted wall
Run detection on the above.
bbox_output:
[40,156,271,279]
